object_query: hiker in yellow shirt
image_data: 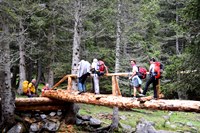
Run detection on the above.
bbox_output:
[27,79,37,97]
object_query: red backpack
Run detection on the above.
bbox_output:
[137,67,147,79]
[98,60,105,72]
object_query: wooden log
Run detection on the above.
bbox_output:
[51,74,76,90]
[15,97,66,106]
[16,105,68,111]
[51,75,68,90]
[67,76,72,90]
[105,72,150,76]
[106,73,129,77]
[42,89,200,113]
[0,97,70,111]
[112,76,116,96]
[112,76,121,96]
[52,73,149,93]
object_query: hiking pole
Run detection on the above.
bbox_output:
[128,72,132,97]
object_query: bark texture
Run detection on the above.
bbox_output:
[71,0,82,89]
[0,23,15,131]
[0,97,73,111]
[18,19,26,94]
[42,89,200,113]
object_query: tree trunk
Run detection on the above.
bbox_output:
[11,66,18,89]
[26,58,34,82]
[176,4,180,55]
[109,0,122,132]
[0,23,15,131]
[71,0,82,90]
[48,66,54,88]
[65,103,79,124]
[35,59,42,91]
[45,20,56,87]
[0,46,4,129]
[47,31,55,88]
[178,90,188,100]
[42,90,200,113]
[18,19,26,94]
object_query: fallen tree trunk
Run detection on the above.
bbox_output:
[15,97,66,106]
[0,97,69,111]
[42,89,200,113]
[16,105,68,111]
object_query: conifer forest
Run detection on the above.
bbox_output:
[0,0,200,132]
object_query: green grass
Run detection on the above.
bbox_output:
[78,104,200,132]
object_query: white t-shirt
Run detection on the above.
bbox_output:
[132,65,138,73]
[149,63,155,73]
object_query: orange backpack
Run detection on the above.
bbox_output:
[154,62,161,79]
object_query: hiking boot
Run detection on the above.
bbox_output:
[131,96,137,100]
[78,91,84,94]
[138,94,145,97]
[152,97,158,100]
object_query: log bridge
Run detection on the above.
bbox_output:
[16,73,200,113]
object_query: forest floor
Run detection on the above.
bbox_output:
[59,103,200,133]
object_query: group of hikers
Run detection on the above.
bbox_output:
[129,58,163,100]
[22,79,50,97]
[77,57,164,100]
[22,57,163,100]
[77,59,108,94]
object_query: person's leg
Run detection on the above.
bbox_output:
[81,73,89,92]
[83,82,86,92]
[133,87,137,97]
[78,78,83,92]
[91,77,94,93]
[94,74,99,94]
[143,76,154,95]
[138,86,143,94]
[153,77,159,98]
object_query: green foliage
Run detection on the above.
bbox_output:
[1,0,199,100]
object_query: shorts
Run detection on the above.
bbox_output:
[132,76,142,88]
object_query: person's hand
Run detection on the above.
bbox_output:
[129,77,132,80]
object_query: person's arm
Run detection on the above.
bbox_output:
[129,71,136,79]
[27,83,32,94]
[105,65,108,74]
[129,66,137,79]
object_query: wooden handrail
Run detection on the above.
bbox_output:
[51,72,158,97]
[51,74,76,90]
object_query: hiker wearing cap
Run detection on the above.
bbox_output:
[129,59,143,100]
